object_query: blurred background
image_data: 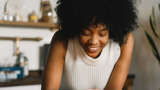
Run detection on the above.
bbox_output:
[0,0,160,90]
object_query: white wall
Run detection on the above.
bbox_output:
[0,0,57,89]
[0,0,58,70]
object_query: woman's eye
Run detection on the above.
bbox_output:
[99,32,107,36]
[81,30,91,36]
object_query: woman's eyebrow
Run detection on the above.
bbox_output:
[100,28,108,31]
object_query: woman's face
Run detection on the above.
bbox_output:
[79,24,109,58]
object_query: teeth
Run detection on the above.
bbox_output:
[89,48,98,51]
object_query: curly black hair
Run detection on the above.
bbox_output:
[55,0,138,45]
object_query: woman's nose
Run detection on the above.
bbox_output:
[89,35,99,45]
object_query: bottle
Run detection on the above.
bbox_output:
[15,53,22,67]
[40,0,53,23]
[23,55,29,77]
[16,53,29,77]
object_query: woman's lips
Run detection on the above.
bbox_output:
[87,47,99,52]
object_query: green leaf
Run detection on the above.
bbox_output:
[152,7,156,20]
[150,7,160,40]
[144,30,160,62]
[158,3,160,13]
[149,15,159,38]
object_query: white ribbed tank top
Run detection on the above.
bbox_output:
[60,37,121,90]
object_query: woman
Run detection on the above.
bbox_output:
[42,0,137,90]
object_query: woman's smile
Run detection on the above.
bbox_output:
[79,24,109,58]
[87,46,100,53]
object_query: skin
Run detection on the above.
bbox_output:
[104,33,134,90]
[79,24,109,58]
[41,31,67,90]
[41,24,134,90]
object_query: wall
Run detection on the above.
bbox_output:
[130,0,160,90]
[0,0,57,89]
[0,0,58,70]
[0,0,160,90]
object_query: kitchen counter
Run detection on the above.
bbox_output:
[0,70,42,87]
[0,70,135,90]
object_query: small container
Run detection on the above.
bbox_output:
[40,1,53,23]
[3,15,8,21]
[0,67,24,81]
[14,13,20,22]
[3,12,9,21]
[0,71,6,82]
[28,11,38,23]
[8,15,14,21]
[18,53,29,77]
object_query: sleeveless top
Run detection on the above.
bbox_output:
[60,37,121,90]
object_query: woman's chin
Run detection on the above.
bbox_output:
[87,52,100,58]
[85,48,102,58]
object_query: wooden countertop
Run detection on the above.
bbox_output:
[0,70,42,87]
[0,70,135,87]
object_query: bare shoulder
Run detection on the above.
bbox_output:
[119,32,134,61]
[42,31,67,90]
[104,33,135,90]
[51,30,68,50]
[51,31,68,47]
[121,32,134,50]
[50,30,68,58]
[126,32,134,44]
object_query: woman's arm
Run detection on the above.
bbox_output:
[41,31,67,90]
[104,33,134,90]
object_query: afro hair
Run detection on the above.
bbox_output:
[55,0,138,45]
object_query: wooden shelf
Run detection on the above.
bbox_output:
[0,20,59,30]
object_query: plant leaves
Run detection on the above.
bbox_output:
[150,7,160,39]
[149,15,159,38]
[158,3,160,33]
[144,30,160,62]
